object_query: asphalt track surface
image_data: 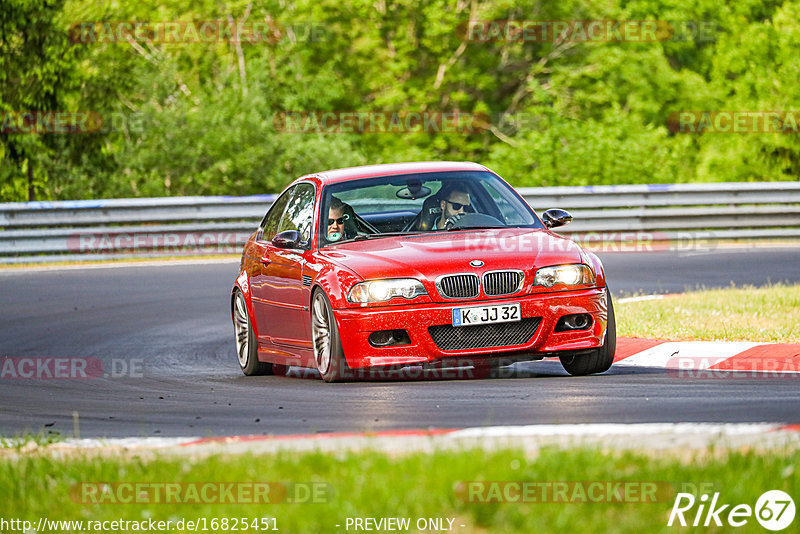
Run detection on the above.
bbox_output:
[1,247,799,438]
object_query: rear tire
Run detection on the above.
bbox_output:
[560,291,616,376]
[233,290,273,376]
[311,290,351,382]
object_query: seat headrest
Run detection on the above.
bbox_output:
[418,195,442,231]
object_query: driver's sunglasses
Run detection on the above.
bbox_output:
[445,200,471,211]
[327,214,350,225]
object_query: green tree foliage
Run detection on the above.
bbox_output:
[0,0,84,200]
[1,0,798,201]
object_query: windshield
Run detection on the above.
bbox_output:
[319,171,543,246]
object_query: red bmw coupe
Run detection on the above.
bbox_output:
[231,162,615,382]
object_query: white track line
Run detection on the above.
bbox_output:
[13,423,798,457]
[617,294,669,304]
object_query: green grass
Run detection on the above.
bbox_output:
[1,447,797,533]
[617,283,800,343]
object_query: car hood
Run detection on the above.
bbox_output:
[319,228,586,286]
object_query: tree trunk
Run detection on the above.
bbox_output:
[28,159,36,201]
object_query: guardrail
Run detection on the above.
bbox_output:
[1,182,799,263]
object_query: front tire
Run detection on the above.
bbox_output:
[233,290,273,376]
[311,290,351,382]
[560,291,616,376]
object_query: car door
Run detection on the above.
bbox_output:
[251,183,316,354]
[249,187,292,350]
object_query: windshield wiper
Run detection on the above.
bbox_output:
[331,232,420,245]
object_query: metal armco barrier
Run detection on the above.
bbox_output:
[1,182,799,263]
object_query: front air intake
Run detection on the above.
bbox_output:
[428,318,541,350]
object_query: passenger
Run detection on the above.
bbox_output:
[326,196,356,241]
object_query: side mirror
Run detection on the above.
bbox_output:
[272,230,302,249]
[542,209,573,229]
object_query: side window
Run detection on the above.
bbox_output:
[276,183,315,249]
[481,181,529,225]
[261,188,293,242]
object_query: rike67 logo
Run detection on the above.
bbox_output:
[668,490,795,531]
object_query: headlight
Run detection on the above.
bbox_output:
[533,264,595,288]
[347,279,427,303]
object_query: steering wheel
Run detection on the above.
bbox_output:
[444,212,504,229]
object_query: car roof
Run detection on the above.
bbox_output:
[305,161,491,186]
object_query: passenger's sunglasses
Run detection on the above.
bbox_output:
[444,200,471,211]
[327,214,350,225]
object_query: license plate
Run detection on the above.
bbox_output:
[452,303,521,327]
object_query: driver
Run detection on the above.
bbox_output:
[326,196,356,242]
[433,184,471,230]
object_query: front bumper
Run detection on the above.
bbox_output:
[334,288,608,368]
